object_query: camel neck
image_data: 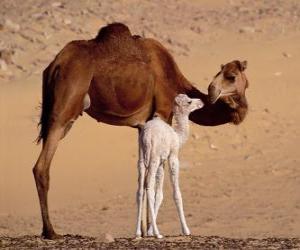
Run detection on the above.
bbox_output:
[173,109,190,146]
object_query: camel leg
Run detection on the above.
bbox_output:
[168,154,190,236]
[146,159,163,239]
[33,91,87,239]
[33,124,65,239]
[147,162,164,236]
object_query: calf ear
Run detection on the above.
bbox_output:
[174,94,186,105]
[239,60,247,71]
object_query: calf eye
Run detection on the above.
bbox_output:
[187,101,192,104]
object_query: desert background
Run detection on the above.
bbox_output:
[1,0,300,248]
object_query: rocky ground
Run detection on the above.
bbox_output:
[1,235,300,249]
[1,0,300,83]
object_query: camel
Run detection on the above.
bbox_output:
[33,22,249,239]
[136,94,204,238]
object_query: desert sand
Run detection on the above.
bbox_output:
[1,0,300,248]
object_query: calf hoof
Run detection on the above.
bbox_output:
[183,229,191,236]
[156,234,163,239]
[133,236,142,241]
[147,228,154,237]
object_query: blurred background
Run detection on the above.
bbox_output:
[0,0,299,238]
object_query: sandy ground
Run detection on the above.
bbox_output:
[1,0,300,248]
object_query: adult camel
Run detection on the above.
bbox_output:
[33,23,249,239]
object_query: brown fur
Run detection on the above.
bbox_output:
[33,23,249,239]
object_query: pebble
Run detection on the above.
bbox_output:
[97,233,115,243]
[209,144,218,150]
[192,133,199,140]
[0,59,8,71]
[274,72,282,76]
[282,52,292,58]
[64,19,72,25]
[52,2,63,8]
[0,49,14,64]
[239,26,256,33]
[4,19,20,32]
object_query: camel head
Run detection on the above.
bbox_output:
[174,94,204,115]
[208,60,248,105]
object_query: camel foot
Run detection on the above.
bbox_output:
[42,230,62,240]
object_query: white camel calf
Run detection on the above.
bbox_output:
[135,94,204,238]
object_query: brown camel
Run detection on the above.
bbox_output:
[33,23,249,239]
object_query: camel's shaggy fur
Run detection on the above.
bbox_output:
[135,94,204,238]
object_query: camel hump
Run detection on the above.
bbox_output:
[95,22,131,42]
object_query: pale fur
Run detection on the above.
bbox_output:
[135,94,204,238]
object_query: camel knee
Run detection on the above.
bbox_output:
[61,119,75,139]
[33,165,49,190]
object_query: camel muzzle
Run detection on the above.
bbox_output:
[208,85,221,104]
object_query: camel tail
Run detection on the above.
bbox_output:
[36,64,59,144]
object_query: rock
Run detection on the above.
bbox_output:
[64,19,72,25]
[4,19,20,32]
[282,52,292,58]
[0,49,14,64]
[192,133,199,140]
[209,143,218,150]
[97,233,114,243]
[32,12,45,20]
[239,26,256,33]
[0,59,8,71]
[52,2,63,8]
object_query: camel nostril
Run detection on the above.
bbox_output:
[208,85,216,92]
[208,85,221,104]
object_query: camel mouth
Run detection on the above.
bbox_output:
[209,93,221,104]
[210,91,236,104]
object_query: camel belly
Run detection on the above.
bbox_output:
[85,60,155,127]
[85,101,152,127]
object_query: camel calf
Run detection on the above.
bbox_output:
[136,94,204,238]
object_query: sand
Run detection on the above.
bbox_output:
[1,0,300,247]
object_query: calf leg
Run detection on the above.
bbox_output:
[146,159,163,238]
[168,155,190,236]
[147,162,164,236]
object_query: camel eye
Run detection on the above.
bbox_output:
[226,75,235,82]
[187,101,192,104]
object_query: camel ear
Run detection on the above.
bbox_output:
[221,64,224,70]
[239,60,247,71]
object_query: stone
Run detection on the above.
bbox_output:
[0,59,8,71]
[282,52,292,58]
[64,19,72,25]
[52,2,63,8]
[97,233,115,243]
[4,19,20,32]
[239,26,256,33]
